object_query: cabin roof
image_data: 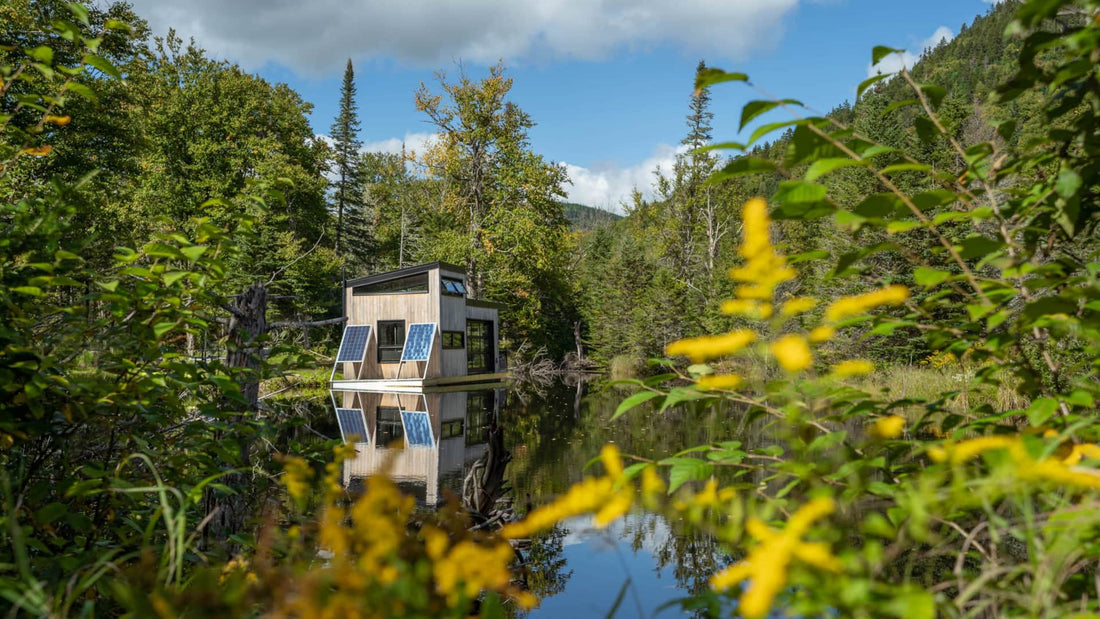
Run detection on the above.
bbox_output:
[345,261,466,288]
[467,298,506,310]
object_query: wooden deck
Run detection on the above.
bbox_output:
[330,371,510,393]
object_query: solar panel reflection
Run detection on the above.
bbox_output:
[401,323,435,362]
[336,325,371,362]
[401,411,434,447]
[336,408,368,443]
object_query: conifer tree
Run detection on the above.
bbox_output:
[330,59,362,258]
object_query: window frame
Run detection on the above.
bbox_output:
[441,277,467,297]
[377,320,406,363]
[442,330,465,350]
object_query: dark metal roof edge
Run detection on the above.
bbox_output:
[466,299,505,310]
[345,261,467,288]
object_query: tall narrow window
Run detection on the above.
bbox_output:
[466,320,493,374]
[378,320,405,363]
[376,406,403,447]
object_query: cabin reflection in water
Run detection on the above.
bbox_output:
[331,388,504,507]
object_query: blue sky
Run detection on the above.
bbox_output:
[131,0,1001,210]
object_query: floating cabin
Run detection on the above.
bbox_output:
[330,262,507,390]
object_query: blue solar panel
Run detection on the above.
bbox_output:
[336,325,372,362]
[336,408,368,442]
[401,411,434,447]
[401,323,435,362]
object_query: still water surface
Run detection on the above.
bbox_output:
[329,381,739,617]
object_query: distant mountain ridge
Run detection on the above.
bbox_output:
[562,202,622,231]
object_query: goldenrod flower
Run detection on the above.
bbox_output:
[869,415,905,440]
[928,435,1017,464]
[824,285,910,322]
[809,325,835,342]
[666,330,757,363]
[697,373,743,391]
[770,335,812,372]
[1062,443,1100,466]
[711,497,839,618]
[721,299,773,319]
[832,359,874,377]
[44,115,71,125]
[780,297,816,316]
[21,145,52,156]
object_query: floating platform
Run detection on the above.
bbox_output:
[330,371,510,393]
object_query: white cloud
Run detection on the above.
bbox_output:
[561,143,687,212]
[867,25,955,78]
[362,132,438,158]
[129,0,800,72]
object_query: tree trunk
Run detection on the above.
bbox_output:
[204,282,267,550]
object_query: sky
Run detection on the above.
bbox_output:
[128,0,1003,212]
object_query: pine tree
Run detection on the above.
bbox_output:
[330,59,362,259]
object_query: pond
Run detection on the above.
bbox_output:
[328,380,745,617]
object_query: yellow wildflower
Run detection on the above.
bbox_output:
[721,299,773,319]
[666,329,756,363]
[641,466,666,502]
[1061,443,1100,466]
[824,285,910,322]
[869,415,905,440]
[832,359,874,377]
[780,297,816,316]
[21,145,52,156]
[280,456,313,505]
[696,373,743,391]
[729,198,797,300]
[44,115,71,125]
[770,335,812,372]
[928,435,1018,464]
[808,326,834,343]
[711,497,839,619]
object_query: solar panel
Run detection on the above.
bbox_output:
[401,411,434,447]
[336,408,369,443]
[336,325,372,363]
[401,323,435,362]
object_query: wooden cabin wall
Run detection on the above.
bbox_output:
[343,285,438,379]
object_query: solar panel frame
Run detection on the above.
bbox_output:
[401,323,435,362]
[336,325,372,362]
[336,408,369,443]
[401,410,434,447]
[332,325,372,381]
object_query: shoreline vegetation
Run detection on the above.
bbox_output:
[4,0,1100,617]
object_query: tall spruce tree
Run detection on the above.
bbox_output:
[330,59,362,258]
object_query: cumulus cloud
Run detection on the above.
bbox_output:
[867,25,954,78]
[128,0,800,72]
[362,132,438,158]
[561,143,687,212]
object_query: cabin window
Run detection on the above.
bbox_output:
[376,406,403,447]
[353,273,428,295]
[440,419,464,440]
[378,320,405,363]
[442,331,465,349]
[465,391,493,445]
[466,320,493,374]
[441,277,466,296]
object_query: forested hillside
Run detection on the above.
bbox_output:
[574,0,1042,366]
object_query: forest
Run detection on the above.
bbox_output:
[3,0,1100,616]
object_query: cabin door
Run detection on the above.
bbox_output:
[466,319,493,374]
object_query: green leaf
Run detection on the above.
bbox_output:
[919,84,947,109]
[67,2,90,25]
[709,156,776,181]
[880,162,931,175]
[662,458,713,494]
[97,279,120,292]
[27,46,54,63]
[611,390,661,420]
[914,267,951,287]
[995,119,1016,142]
[883,589,934,619]
[179,245,207,261]
[804,157,866,181]
[749,119,803,145]
[11,286,43,297]
[882,99,919,116]
[659,387,709,413]
[82,53,121,80]
[772,180,826,204]
[1027,397,1059,425]
[913,116,940,143]
[63,81,98,103]
[872,46,905,66]
[694,68,748,91]
[35,502,68,524]
[162,271,188,286]
[957,235,1004,259]
[740,99,801,130]
[153,321,177,339]
[857,73,890,100]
